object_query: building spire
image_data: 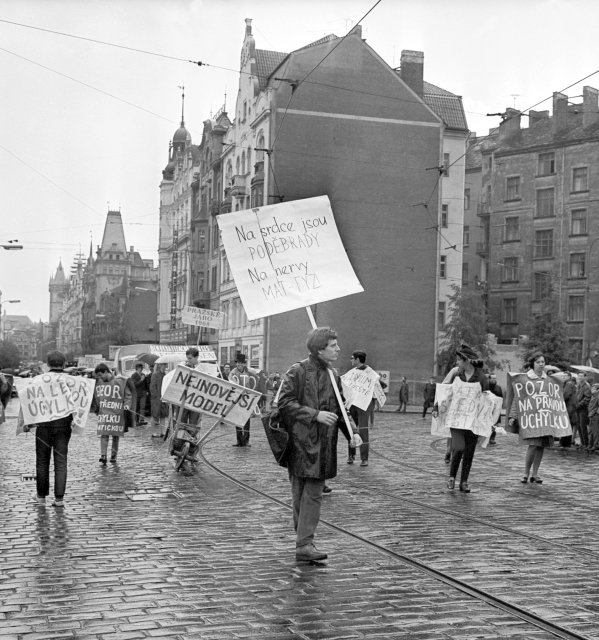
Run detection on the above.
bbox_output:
[178,85,185,127]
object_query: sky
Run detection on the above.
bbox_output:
[1,0,598,323]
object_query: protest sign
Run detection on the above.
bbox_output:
[77,354,103,369]
[505,372,571,439]
[431,378,502,439]
[18,373,96,434]
[217,195,363,320]
[373,381,387,408]
[181,305,225,329]
[341,367,380,411]
[162,365,261,427]
[96,379,127,436]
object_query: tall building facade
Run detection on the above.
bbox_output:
[479,87,599,364]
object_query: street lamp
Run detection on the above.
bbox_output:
[1,240,23,251]
[582,236,599,365]
[0,291,22,341]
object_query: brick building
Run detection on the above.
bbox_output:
[479,88,599,363]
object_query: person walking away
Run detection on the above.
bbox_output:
[397,377,409,413]
[487,373,503,445]
[143,364,153,419]
[433,343,488,493]
[346,350,375,467]
[278,326,359,562]
[228,352,258,447]
[422,377,436,418]
[23,351,74,508]
[561,372,577,448]
[130,362,148,425]
[576,372,592,449]
[587,383,599,452]
[94,363,132,464]
[507,352,557,483]
[150,362,168,438]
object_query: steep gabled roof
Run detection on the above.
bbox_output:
[255,49,288,91]
[422,81,468,131]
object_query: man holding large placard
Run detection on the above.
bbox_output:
[94,363,132,465]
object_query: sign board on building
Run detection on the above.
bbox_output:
[77,354,104,369]
[181,305,224,329]
[217,195,363,320]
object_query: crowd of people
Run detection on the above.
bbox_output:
[8,330,591,563]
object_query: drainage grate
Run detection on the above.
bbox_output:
[125,490,184,501]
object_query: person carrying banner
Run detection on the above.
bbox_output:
[346,350,375,467]
[130,362,148,426]
[22,351,74,508]
[422,377,436,419]
[228,352,258,447]
[507,352,561,484]
[94,363,132,464]
[433,343,488,493]
[278,326,359,562]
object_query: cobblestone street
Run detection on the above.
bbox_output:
[1,399,599,639]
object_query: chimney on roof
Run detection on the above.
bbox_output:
[245,18,252,36]
[130,246,134,254]
[552,92,568,134]
[399,50,424,97]
[498,107,521,141]
[583,86,599,128]
[529,110,549,127]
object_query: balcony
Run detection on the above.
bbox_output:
[230,174,248,198]
[477,202,490,217]
[476,241,489,257]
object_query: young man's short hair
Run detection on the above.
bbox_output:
[186,347,199,358]
[94,363,111,375]
[47,350,66,369]
[135,362,143,370]
[352,350,366,363]
[306,327,338,356]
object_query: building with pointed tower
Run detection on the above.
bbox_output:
[44,260,69,356]
[158,90,201,344]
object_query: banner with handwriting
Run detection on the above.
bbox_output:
[341,367,380,411]
[96,379,127,436]
[217,196,363,320]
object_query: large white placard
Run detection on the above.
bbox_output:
[341,367,380,411]
[217,196,363,320]
[181,305,224,329]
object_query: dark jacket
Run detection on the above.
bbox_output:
[576,381,591,410]
[150,368,168,420]
[563,379,578,417]
[278,355,351,480]
[423,382,436,403]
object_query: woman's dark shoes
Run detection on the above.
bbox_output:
[459,482,471,493]
[529,476,543,484]
[99,455,107,465]
[521,476,529,483]
[447,477,455,490]
[444,453,450,464]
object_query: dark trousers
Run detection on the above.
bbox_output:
[135,391,147,423]
[289,472,325,548]
[348,404,370,461]
[35,423,72,499]
[449,427,478,484]
[236,418,250,446]
[422,399,434,418]
[577,408,589,447]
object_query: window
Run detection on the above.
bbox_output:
[211,265,217,292]
[462,262,469,283]
[505,216,520,242]
[536,188,555,218]
[534,229,553,258]
[569,253,586,278]
[439,255,447,279]
[438,301,446,329]
[571,208,587,235]
[250,345,260,369]
[464,188,470,210]
[572,167,588,192]
[538,152,555,175]
[533,272,552,301]
[502,298,518,323]
[442,153,450,176]
[463,225,470,247]
[503,257,519,282]
[568,295,585,322]
[506,176,521,200]
[441,204,448,228]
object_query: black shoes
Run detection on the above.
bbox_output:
[323,485,332,494]
[447,477,455,490]
[347,455,355,464]
[99,455,107,465]
[459,482,471,493]
[529,477,543,484]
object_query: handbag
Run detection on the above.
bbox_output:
[261,380,290,466]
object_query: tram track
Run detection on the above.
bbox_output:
[198,433,594,640]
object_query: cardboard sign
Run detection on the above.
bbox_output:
[431,378,502,438]
[505,372,571,438]
[181,305,225,329]
[18,373,96,434]
[373,381,387,407]
[162,365,262,427]
[96,379,127,436]
[217,195,363,320]
[77,354,104,369]
[341,367,380,411]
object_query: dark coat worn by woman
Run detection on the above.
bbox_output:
[278,355,351,480]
